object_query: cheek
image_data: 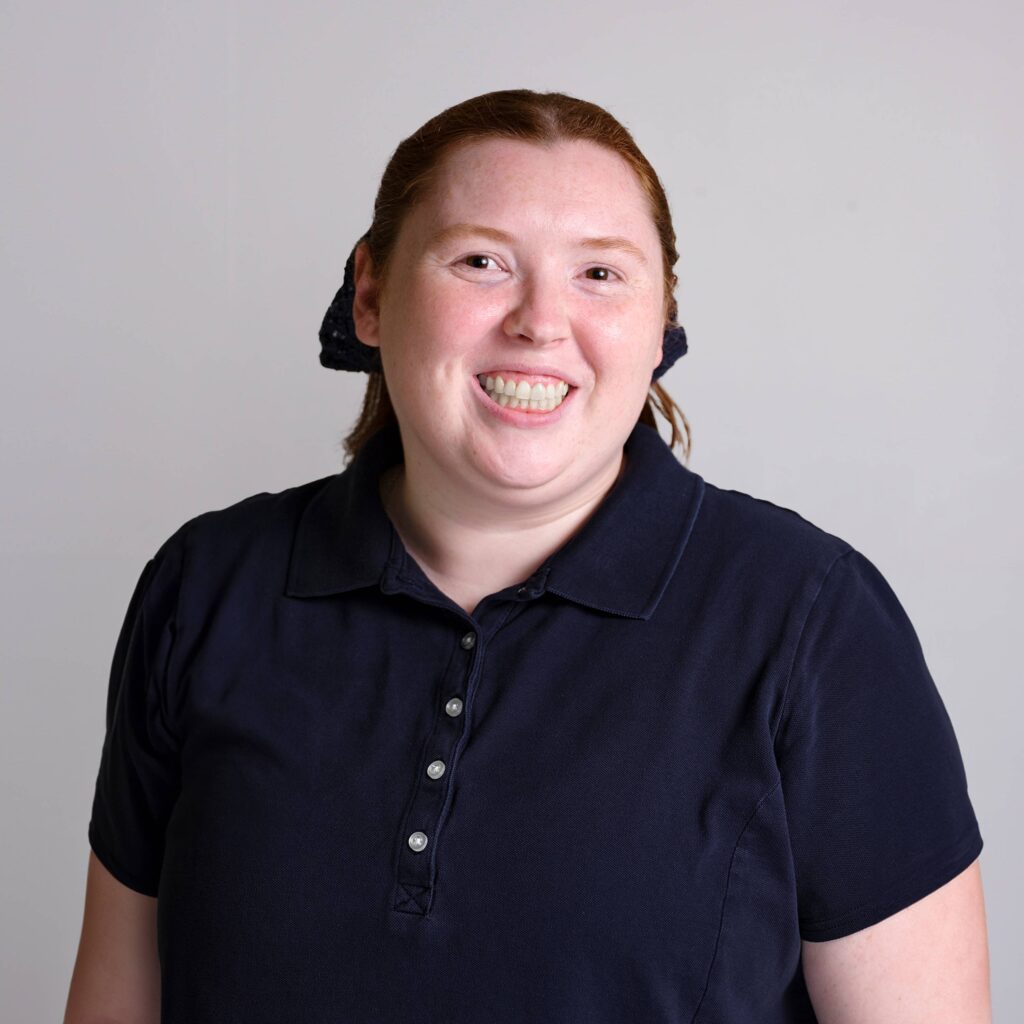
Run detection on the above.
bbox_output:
[440,286,505,334]
[586,311,662,374]
[407,284,499,350]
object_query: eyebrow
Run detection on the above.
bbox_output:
[427,222,649,266]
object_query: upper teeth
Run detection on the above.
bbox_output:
[477,374,571,411]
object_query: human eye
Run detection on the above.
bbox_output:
[583,265,620,283]
[459,253,502,272]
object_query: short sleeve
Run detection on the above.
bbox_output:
[87,528,186,897]
[775,547,984,942]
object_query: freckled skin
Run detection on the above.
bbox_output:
[354,137,664,503]
[351,138,666,612]
[800,860,992,1023]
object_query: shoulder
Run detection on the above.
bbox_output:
[691,474,854,582]
[152,473,338,597]
[177,473,333,542]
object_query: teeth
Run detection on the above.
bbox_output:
[477,372,572,413]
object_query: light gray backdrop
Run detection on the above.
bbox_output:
[2,0,1019,1018]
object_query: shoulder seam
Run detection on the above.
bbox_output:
[159,521,190,747]
[770,544,855,749]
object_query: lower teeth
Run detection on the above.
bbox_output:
[485,389,562,411]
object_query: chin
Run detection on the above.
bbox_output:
[473,451,568,493]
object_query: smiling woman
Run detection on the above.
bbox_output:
[351,135,672,547]
[66,89,991,1024]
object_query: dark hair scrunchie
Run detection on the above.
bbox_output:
[319,237,688,380]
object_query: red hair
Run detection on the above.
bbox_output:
[343,89,691,464]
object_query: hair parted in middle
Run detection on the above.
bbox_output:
[343,88,691,465]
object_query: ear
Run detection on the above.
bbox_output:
[352,240,382,348]
[652,332,664,375]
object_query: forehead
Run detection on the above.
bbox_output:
[408,137,656,241]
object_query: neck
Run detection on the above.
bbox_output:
[379,449,627,616]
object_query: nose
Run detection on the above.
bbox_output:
[502,272,571,346]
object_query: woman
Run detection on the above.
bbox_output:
[66,89,991,1022]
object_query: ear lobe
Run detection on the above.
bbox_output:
[352,240,382,348]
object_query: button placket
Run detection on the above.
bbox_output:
[392,624,482,916]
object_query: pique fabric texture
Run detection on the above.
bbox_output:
[88,419,983,1023]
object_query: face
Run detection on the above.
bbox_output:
[353,137,666,505]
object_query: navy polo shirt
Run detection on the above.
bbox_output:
[88,418,983,1023]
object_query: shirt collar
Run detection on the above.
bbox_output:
[286,418,705,620]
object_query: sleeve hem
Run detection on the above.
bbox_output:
[88,822,161,898]
[798,824,983,942]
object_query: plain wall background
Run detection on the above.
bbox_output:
[2,0,1019,1017]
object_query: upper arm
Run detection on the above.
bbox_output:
[800,857,992,1024]
[64,850,161,1024]
[70,533,186,1021]
[776,548,985,941]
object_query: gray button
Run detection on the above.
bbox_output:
[408,831,428,852]
[516,585,528,596]
[445,697,464,717]
[427,760,446,779]
[460,631,476,650]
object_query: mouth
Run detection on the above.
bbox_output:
[475,372,575,413]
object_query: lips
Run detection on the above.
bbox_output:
[475,364,577,388]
